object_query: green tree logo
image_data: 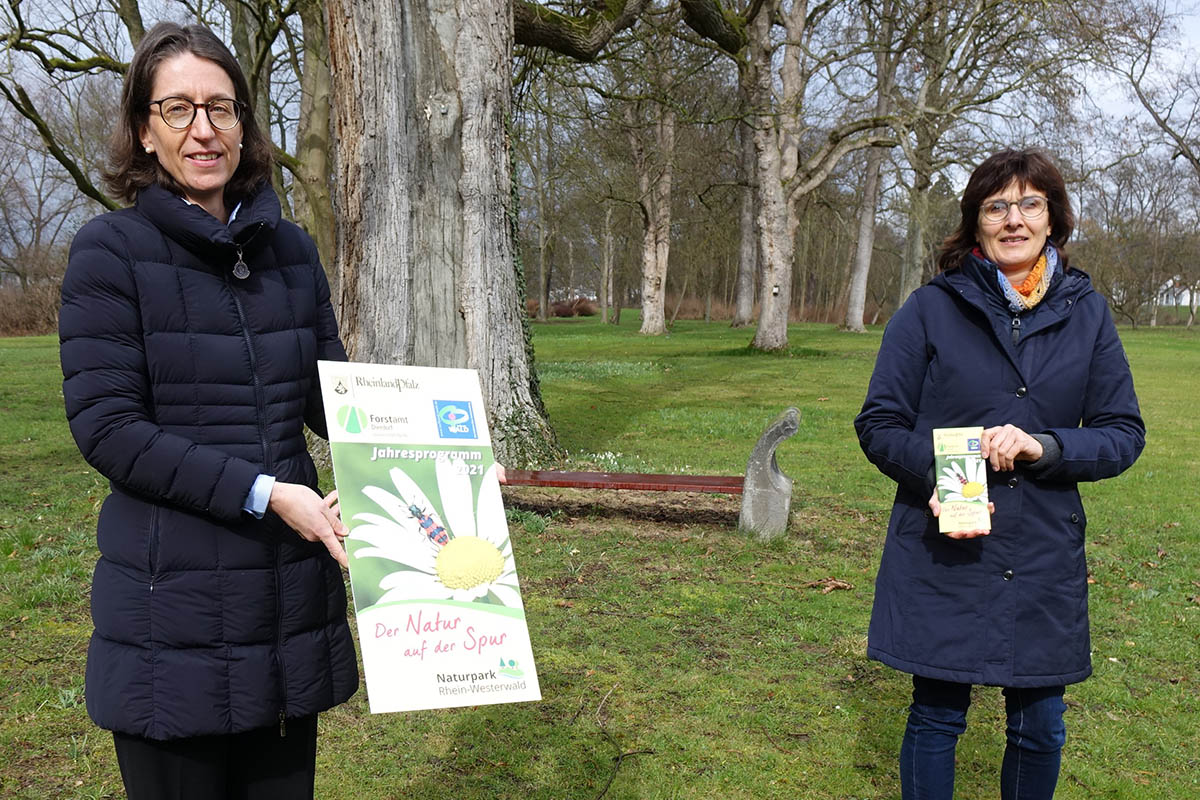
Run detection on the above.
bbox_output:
[336,405,368,434]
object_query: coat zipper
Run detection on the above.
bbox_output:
[1010,315,1021,346]
[224,272,271,474]
[147,504,160,593]
[276,542,288,737]
[225,268,289,734]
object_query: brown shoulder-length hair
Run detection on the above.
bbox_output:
[104,22,273,205]
[937,148,1075,273]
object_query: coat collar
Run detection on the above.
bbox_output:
[136,182,281,257]
[933,253,1093,331]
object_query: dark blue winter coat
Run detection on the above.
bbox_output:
[855,254,1144,687]
[60,182,358,740]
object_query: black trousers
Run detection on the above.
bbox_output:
[112,714,318,800]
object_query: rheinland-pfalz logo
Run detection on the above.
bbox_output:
[433,400,477,439]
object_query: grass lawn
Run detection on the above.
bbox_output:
[1,318,1197,799]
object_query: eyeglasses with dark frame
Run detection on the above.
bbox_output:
[149,97,244,131]
[980,195,1049,223]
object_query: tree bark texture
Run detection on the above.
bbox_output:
[600,203,613,323]
[898,173,931,306]
[223,1,288,202]
[844,146,882,333]
[117,0,145,45]
[748,8,794,351]
[287,0,337,283]
[533,108,555,320]
[845,6,895,333]
[730,117,757,328]
[513,0,651,61]
[627,105,675,336]
[327,0,557,465]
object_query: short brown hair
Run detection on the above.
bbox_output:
[938,148,1074,272]
[103,22,272,205]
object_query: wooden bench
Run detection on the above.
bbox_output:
[499,407,800,539]
[501,470,744,494]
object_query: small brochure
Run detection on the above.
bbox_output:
[318,361,541,713]
[933,426,991,534]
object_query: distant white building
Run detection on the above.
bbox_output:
[1157,276,1196,308]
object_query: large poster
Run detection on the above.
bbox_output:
[318,361,541,713]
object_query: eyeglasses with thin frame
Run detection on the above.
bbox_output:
[149,97,244,131]
[981,195,1049,223]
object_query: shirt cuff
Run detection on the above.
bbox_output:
[243,474,276,519]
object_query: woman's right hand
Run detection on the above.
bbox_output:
[929,491,994,540]
[268,482,349,567]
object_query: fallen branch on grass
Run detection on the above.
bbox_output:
[591,683,657,800]
[594,728,656,800]
[802,576,854,594]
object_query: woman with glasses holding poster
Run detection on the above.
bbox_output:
[855,149,1144,800]
[59,22,356,799]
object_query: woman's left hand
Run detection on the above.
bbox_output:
[268,482,349,567]
[981,424,1043,472]
[929,491,995,539]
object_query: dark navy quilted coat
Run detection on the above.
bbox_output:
[60,182,358,740]
[855,254,1144,688]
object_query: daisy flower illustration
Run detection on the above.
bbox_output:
[937,457,988,503]
[349,459,522,609]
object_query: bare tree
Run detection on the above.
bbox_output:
[1075,153,1192,326]
[844,0,903,333]
[681,0,901,349]
[0,135,90,290]
[886,0,1093,307]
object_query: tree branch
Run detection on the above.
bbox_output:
[679,0,748,56]
[0,83,118,211]
[116,0,146,47]
[514,0,651,62]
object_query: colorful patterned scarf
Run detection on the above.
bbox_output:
[995,245,1059,313]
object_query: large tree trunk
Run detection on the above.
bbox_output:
[844,118,889,331]
[844,147,882,332]
[628,105,675,336]
[750,152,794,350]
[897,129,935,306]
[844,5,894,333]
[748,11,793,351]
[730,116,757,328]
[646,114,674,333]
[327,0,557,466]
[898,182,930,306]
[288,0,337,279]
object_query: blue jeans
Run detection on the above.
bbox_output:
[900,676,1067,800]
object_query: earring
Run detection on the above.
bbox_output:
[238,142,243,149]
[144,146,153,154]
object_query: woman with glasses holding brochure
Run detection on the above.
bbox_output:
[59,22,356,799]
[855,148,1144,800]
